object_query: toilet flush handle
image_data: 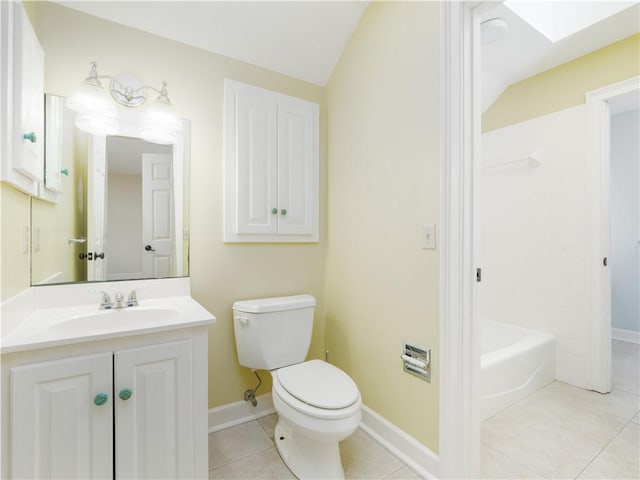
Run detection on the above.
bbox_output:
[236,315,250,326]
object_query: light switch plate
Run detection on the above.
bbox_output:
[422,224,436,249]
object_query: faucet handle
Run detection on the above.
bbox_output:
[89,289,112,309]
[127,285,148,307]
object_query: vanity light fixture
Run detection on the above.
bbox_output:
[66,62,182,144]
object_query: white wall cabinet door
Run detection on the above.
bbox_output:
[0,1,44,196]
[114,339,194,479]
[224,79,319,242]
[10,353,113,479]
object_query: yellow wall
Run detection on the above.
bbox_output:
[483,33,640,132]
[29,1,327,409]
[0,184,31,301]
[325,1,440,451]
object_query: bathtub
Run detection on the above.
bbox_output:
[480,320,555,421]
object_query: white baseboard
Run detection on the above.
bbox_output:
[207,397,440,479]
[208,393,276,433]
[613,328,640,344]
[360,405,439,479]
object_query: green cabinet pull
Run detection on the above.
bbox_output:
[94,392,108,406]
[271,208,278,214]
[23,132,37,143]
[280,209,287,216]
[119,388,132,401]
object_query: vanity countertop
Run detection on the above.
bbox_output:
[1,278,216,354]
[1,295,215,354]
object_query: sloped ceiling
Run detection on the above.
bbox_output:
[56,1,638,99]
[56,1,369,86]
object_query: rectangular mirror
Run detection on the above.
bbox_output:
[31,94,190,285]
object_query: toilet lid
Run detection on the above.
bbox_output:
[276,359,359,410]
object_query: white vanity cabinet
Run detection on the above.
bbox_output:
[224,79,319,242]
[3,327,208,479]
[0,1,45,196]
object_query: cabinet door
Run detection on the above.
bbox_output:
[10,353,113,479]
[224,79,278,238]
[0,1,43,195]
[277,97,318,237]
[115,339,194,479]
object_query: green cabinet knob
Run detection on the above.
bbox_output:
[94,392,108,406]
[280,209,287,216]
[23,132,37,143]
[271,208,278,214]
[119,388,132,401]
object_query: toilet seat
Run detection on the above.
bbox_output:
[273,360,361,420]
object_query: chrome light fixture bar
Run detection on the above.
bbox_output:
[67,62,182,144]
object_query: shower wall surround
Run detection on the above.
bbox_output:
[480,104,590,388]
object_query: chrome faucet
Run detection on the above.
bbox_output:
[89,289,113,309]
[113,292,127,309]
[90,285,147,309]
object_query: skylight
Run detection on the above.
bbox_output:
[504,0,638,43]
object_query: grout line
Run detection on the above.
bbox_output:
[572,419,632,479]
[208,445,276,472]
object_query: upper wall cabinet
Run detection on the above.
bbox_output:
[224,79,319,243]
[0,1,45,197]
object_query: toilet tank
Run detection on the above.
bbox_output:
[233,295,316,370]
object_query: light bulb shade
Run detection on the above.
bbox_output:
[75,112,119,136]
[139,98,182,144]
[141,99,182,130]
[67,81,118,118]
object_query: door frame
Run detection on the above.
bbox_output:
[439,2,488,477]
[586,76,640,393]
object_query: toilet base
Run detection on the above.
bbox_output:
[274,420,345,480]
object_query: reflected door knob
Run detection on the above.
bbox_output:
[144,245,156,252]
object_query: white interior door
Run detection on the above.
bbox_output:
[142,153,174,278]
[87,136,108,281]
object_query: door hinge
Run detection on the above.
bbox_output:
[476,268,482,283]
[603,257,608,267]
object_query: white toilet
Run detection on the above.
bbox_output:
[233,294,361,480]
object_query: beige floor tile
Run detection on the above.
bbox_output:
[209,420,274,470]
[209,447,295,480]
[481,445,547,479]
[578,423,640,479]
[481,382,628,478]
[258,413,279,440]
[341,429,406,479]
[383,465,422,479]
[612,340,640,396]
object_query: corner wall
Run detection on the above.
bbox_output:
[325,1,440,451]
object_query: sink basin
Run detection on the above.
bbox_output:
[50,307,179,333]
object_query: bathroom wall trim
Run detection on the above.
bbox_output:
[360,405,439,479]
[612,328,640,345]
[207,394,276,433]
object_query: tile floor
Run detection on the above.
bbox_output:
[208,340,639,480]
[208,414,420,479]
[481,340,640,479]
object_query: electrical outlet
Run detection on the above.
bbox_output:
[422,224,436,250]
